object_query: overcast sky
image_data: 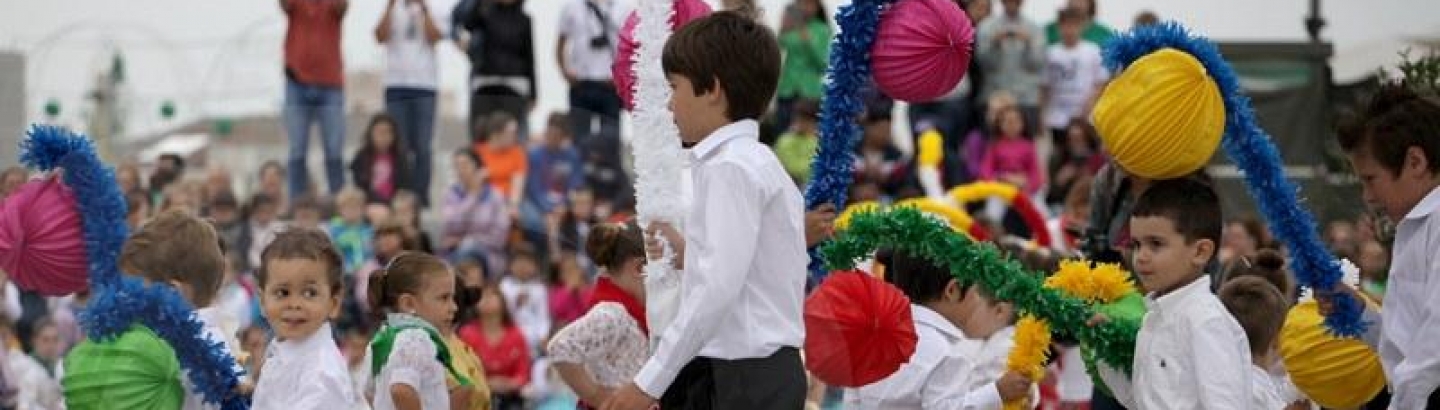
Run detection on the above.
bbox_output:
[2,0,1437,140]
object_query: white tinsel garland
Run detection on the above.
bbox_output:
[631,0,688,344]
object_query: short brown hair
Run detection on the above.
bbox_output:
[120,209,225,307]
[546,112,570,135]
[663,11,781,121]
[1222,249,1294,301]
[1218,276,1288,357]
[374,220,418,251]
[257,228,345,295]
[1338,83,1440,176]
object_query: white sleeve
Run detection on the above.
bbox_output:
[1391,244,1440,409]
[1096,364,1136,410]
[557,1,581,40]
[3,283,21,322]
[382,329,438,392]
[1191,317,1251,409]
[548,306,626,365]
[634,163,764,398]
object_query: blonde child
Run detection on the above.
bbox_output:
[251,228,365,409]
[365,251,473,410]
[329,187,375,274]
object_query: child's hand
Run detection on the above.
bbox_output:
[1086,313,1109,327]
[1316,284,1363,316]
[805,203,838,247]
[995,371,1033,402]
[645,222,685,270]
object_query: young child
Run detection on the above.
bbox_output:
[548,222,650,409]
[114,209,244,410]
[250,228,364,409]
[351,113,415,205]
[448,270,494,410]
[606,11,809,410]
[499,249,552,353]
[459,285,532,409]
[391,190,434,254]
[1219,275,1295,409]
[522,112,585,254]
[240,193,286,273]
[1040,8,1108,144]
[329,187,376,275]
[289,194,327,231]
[845,250,1033,409]
[474,112,529,202]
[364,251,472,410]
[1332,82,1440,408]
[443,148,512,276]
[13,316,64,410]
[774,99,821,186]
[979,105,1043,195]
[548,251,590,327]
[1095,177,1251,408]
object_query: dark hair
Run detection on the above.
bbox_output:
[367,251,451,315]
[883,249,969,304]
[663,11,781,122]
[159,153,186,172]
[1218,276,1288,358]
[359,113,409,165]
[1058,7,1087,23]
[990,104,1030,138]
[454,148,485,170]
[1131,177,1223,245]
[546,112,570,135]
[1230,217,1272,250]
[586,221,645,271]
[259,160,285,179]
[120,210,226,307]
[126,190,151,215]
[210,190,240,210]
[257,228,345,295]
[245,193,278,219]
[1050,118,1100,177]
[478,285,515,327]
[1338,83,1440,177]
[478,112,517,143]
[289,194,325,217]
[374,220,419,253]
[1222,249,1294,301]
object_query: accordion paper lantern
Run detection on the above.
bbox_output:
[0,175,89,296]
[870,0,974,103]
[1092,48,1224,179]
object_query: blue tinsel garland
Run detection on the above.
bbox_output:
[803,0,895,283]
[20,125,248,409]
[1101,23,1366,337]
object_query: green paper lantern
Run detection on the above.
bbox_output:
[1080,292,1147,396]
[62,325,185,410]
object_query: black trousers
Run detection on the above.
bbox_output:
[660,347,806,410]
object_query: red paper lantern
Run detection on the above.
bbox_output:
[0,175,89,296]
[804,270,917,387]
[870,0,975,103]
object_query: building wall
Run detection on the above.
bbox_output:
[0,52,24,168]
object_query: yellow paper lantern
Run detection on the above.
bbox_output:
[1278,300,1386,408]
[1092,48,1225,180]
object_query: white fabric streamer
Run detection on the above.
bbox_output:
[630,0,689,347]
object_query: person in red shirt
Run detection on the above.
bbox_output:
[281,0,348,198]
[459,285,532,410]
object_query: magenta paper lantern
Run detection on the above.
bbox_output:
[0,175,89,296]
[871,0,975,103]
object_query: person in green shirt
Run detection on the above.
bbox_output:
[774,99,822,187]
[1043,0,1115,46]
[775,0,831,135]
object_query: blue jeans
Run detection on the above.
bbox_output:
[284,78,346,196]
[385,87,437,206]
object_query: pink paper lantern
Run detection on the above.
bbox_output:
[870,0,974,103]
[0,175,89,296]
[613,0,713,111]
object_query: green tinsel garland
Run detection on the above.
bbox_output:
[822,207,1141,374]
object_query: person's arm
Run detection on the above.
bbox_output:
[555,4,577,84]
[1192,316,1251,409]
[417,0,443,44]
[384,329,439,410]
[978,146,998,181]
[631,163,764,398]
[524,16,538,103]
[1390,251,1440,408]
[375,0,396,43]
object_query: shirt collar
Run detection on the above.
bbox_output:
[690,120,758,162]
[911,304,964,342]
[275,322,334,356]
[1146,275,1212,313]
[1404,184,1440,221]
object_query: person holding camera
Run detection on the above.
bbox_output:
[976,0,1045,137]
[558,0,629,203]
[375,0,444,208]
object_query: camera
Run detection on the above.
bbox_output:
[590,35,610,49]
[1076,227,1124,265]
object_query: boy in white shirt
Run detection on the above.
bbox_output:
[603,10,809,410]
[1328,82,1440,409]
[1040,7,1107,142]
[845,250,1032,409]
[1096,177,1252,409]
[1219,276,1294,408]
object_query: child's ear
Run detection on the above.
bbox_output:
[1403,146,1431,180]
[1192,238,1217,268]
[705,77,726,104]
[944,279,964,303]
[329,293,342,320]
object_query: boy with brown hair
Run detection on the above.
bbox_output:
[1218,276,1293,408]
[1328,82,1440,408]
[604,10,807,410]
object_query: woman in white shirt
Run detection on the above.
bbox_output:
[548,221,649,409]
